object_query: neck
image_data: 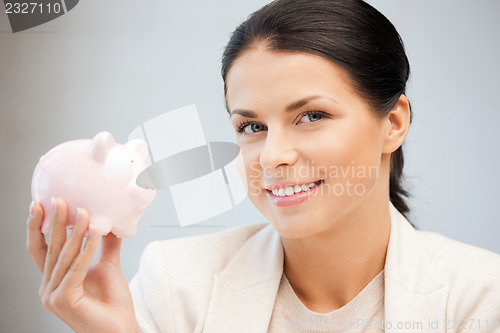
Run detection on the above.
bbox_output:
[280,193,391,313]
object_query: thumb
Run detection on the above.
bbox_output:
[98,232,122,266]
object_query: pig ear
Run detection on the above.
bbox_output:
[88,132,115,164]
[126,139,148,161]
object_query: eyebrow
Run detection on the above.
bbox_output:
[228,95,337,118]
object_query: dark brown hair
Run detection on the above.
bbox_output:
[221,0,414,224]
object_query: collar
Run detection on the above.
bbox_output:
[383,202,449,332]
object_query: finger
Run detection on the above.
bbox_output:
[42,198,68,287]
[26,201,47,273]
[60,223,100,291]
[46,208,88,293]
[99,232,122,267]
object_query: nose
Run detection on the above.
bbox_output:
[259,126,298,171]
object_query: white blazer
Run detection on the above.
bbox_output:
[129,202,500,332]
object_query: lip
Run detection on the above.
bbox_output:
[265,179,323,191]
[266,179,324,207]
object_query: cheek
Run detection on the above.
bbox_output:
[336,118,383,159]
[236,146,264,197]
[235,152,249,194]
[312,123,382,190]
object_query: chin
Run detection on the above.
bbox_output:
[251,188,331,239]
[269,216,324,240]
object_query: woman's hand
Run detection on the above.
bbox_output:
[26,198,140,333]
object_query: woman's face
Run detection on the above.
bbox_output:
[226,47,391,239]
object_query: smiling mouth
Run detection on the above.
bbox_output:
[267,179,324,197]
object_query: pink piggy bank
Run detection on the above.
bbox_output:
[31,131,156,237]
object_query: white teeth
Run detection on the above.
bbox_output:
[285,187,294,196]
[271,181,321,197]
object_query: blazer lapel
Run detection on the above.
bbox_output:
[384,202,450,332]
[202,223,284,333]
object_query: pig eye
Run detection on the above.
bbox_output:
[131,159,134,163]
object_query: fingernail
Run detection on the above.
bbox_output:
[76,208,83,223]
[51,198,57,217]
[29,201,35,218]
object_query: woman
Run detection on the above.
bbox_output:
[27,0,500,332]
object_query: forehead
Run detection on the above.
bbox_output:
[225,47,356,110]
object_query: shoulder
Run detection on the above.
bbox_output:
[416,229,500,318]
[415,229,500,279]
[139,222,270,272]
[130,222,271,332]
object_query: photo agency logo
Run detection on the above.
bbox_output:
[3,0,79,32]
[246,161,380,197]
[129,105,246,228]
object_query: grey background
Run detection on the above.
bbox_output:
[1,0,499,332]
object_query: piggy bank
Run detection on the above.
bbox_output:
[31,131,156,237]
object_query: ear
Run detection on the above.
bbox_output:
[88,132,115,164]
[382,94,411,154]
[126,139,148,161]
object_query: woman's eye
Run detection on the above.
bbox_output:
[243,123,265,134]
[300,112,324,123]
[237,122,266,134]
